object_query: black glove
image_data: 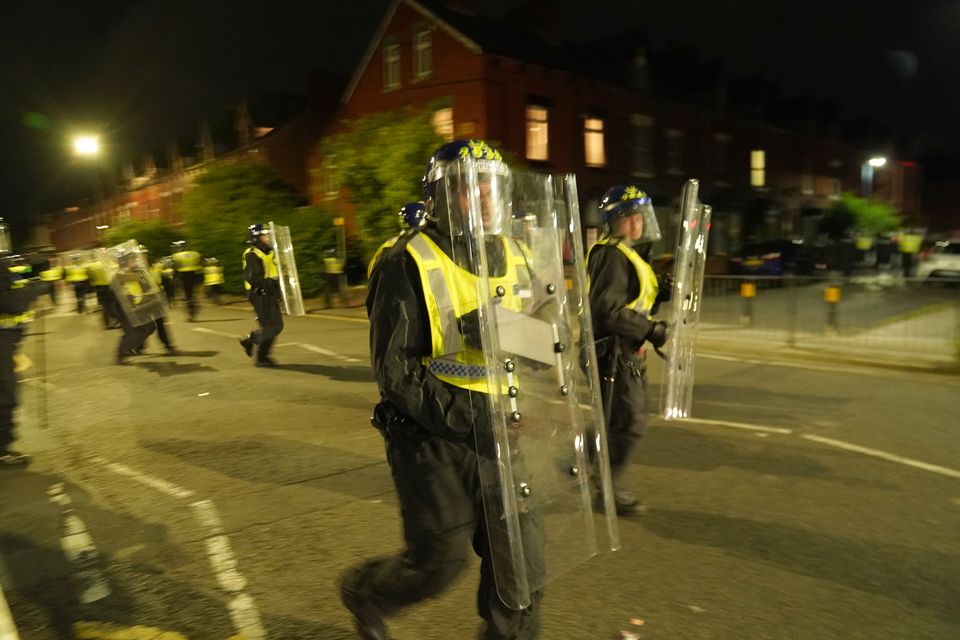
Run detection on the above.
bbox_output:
[656,273,674,304]
[646,321,668,348]
[458,309,482,348]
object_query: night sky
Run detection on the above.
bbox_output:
[1,0,956,238]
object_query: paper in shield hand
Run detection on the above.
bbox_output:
[492,305,557,366]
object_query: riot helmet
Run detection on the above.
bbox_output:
[0,218,10,254]
[171,239,187,253]
[422,139,511,237]
[248,223,271,250]
[599,185,661,243]
[398,201,427,230]
[204,256,220,266]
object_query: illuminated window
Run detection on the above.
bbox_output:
[413,31,432,79]
[383,44,401,90]
[583,117,606,167]
[665,129,684,174]
[254,127,274,138]
[526,105,549,161]
[630,113,654,175]
[751,149,766,187]
[432,108,454,142]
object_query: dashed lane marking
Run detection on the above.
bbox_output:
[0,577,19,640]
[297,342,362,363]
[94,459,266,638]
[191,501,266,639]
[802,434,960,479]
[667,416,793,434]
[73,622,187,639]
[47,484,111,604]
[94,458,195,499]
[303,312,368,324]
[190,327,243,339]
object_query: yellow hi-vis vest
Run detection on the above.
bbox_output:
[1,278,35,328]
[172,250,202,272]
[368,234,402,279]
[900,234,923,254]
[242,246,278,290]
[40,265,63,282]
[405,233,531,392]
[203,265,224,286]
[65,264,89,282]
[86,261,110,287]
[587,236,659,314]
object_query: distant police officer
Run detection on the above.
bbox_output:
[170,240,203,321]
[586,185,669,516]
[39,256,63,306]
[203,257,224,304]
[366,201,426,279]
[64,252,90,314]
[339,140,543,640]
[0,220,41,465]
[111,248,157,365]
[86,254,120,329]
[239,224,283,367]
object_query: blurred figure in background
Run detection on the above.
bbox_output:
[64,252,90,314]
[203,257,224,304]
[0,219,42,465]
[171,240,203,321]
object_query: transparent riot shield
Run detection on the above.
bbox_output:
[661,180,712,420]
[97,240,166,327]
[269,222,305,316]
[438,160,619,610]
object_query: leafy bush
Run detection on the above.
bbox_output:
[101,219,180,259]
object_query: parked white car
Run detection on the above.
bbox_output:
[916,241,960,278]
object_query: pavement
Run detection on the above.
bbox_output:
[282,285,960,376]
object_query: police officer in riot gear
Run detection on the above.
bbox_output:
[112,248,157,364]
[587,185,670,516]
[203,257,224,304]
[0,220,42,464]
[240,224,283,367]
[65,252,90,314]
[367,201,426,279]
[170,240,203,321]
[340,140,543,640]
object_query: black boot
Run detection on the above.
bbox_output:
[340,583,390,640]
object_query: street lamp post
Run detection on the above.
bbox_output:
[861,156,887,199]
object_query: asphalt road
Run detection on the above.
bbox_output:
[2,296,958,640]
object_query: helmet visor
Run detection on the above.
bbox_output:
[435,157,511,237]
[610,201,661,244]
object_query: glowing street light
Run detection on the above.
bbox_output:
[73,135,100,157]
[862,156,889,198]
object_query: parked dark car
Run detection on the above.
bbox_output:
[729,239,821,276]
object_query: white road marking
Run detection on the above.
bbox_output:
[303,312,368,324]
[94,458,195,499]
[801,435,960,479]
[0,579,19,640]
[191,501,266,639]
[298,343,363,363]
[47,484,111,604]
[191,327,242,339]
[668,416,793,434]
[698,352,944,376]
[91,458,266,639]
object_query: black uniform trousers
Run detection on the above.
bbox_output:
[341,434,544,639]
[72,281,89,314]
[116,309,155,359]
[178,271,201,319]
[0,328,22,448]
[95,285,120,328]
[599,350,647,484]
[248,292,283,361]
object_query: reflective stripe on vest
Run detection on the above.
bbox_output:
[65,265,89,282]
[405,233,529,392]
[587,237,659,314]
[203,266,224,285]
[243,246,278,290]
[173,250,202,272]
[40,266,63,282]
[0,310,33,329]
